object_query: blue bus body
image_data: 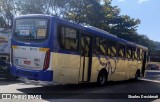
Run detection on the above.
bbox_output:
[11,14,148,84]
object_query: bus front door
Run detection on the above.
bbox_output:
[79,34,92,82]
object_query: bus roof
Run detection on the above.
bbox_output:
[83,24,148,50]
[126,41,148,50]
[85,26,117,38]
[15,14,52,19]
[15,14,148,50]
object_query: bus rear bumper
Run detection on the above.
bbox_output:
[11,66,53,81]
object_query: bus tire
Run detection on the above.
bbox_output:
[97,70,108,86]
[135,69,140,80]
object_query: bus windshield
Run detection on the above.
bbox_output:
[14,18,48,40]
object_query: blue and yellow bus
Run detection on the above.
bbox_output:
[11,14,148,86]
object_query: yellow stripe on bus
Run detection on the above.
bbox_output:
[39,48,49,52]
[12,45,17,49]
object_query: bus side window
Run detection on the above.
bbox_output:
[137,48,140,60]
[95,37,106,55]
[59,26,79,50]
[107,40,117,57]
[118,44,125,58]
[60,27,65,48]
[126,46,132,59]
[140,49,143,60]
[133,47,137,59]
[99,38,106,55]
[95,37,100,54]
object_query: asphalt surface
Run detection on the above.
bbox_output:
[0,77,159,102]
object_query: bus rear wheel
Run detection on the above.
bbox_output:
[97,70,107,86]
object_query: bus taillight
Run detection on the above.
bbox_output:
[43,50,50,70]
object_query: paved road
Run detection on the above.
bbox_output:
[0,77,159,102]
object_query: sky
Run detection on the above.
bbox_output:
[111,0,160,42]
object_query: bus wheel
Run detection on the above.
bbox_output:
[135,70,140,80]
[97,70,107,86]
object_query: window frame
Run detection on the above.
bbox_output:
[137,48,144,60]
[13,18,50,42]
[95,36,107,55]
[58,24,80,52]
[118,43,126,58]
[137,48,140,60]
[140,48,144,60]
[80,32,93,57]
[132,47,137,60]
[94,36,118,57]
[126,45,133,59]
[106,38,118,57]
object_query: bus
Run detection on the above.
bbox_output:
[0,28,12,79]
[11,14,148,86]
[0,28,11,63]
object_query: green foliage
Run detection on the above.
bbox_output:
[0,0,158,53]
[0,16,6,27]
[63,0,140,37]
[0,0,16,28]
[62,0,156,53]
[16,0,68,16]
[17,0,45,14]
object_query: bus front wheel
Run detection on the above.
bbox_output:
[97,70,108,86]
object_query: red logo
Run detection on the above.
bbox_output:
[24,60,31,65]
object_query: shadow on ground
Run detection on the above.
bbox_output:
[0,78,22,86]
[17,79,160,100]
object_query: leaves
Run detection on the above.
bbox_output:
[0,0,158,54]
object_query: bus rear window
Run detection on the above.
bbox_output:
[14,19,48,40]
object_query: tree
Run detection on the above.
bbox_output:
[62,0,156,51]
[0,0,157,52]
[17,0,45,14]
[0,16,6,27]
[17,0,67,17]
[0,0,18,28]
[63,0,140,39]
[63,0,103,25]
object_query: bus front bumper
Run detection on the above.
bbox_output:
[11,66,53,81]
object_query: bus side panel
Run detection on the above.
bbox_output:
[110,58,126,81]
[79,57,90,82]
[125,59,142,79]
[129,60,138,79]
[90,57,126,82]
[138,60,143,76]
[52,52,80,84]
[90,57,101,82]
[134,60,139,78]
[125,59,132,80]
[90,57,119,82]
